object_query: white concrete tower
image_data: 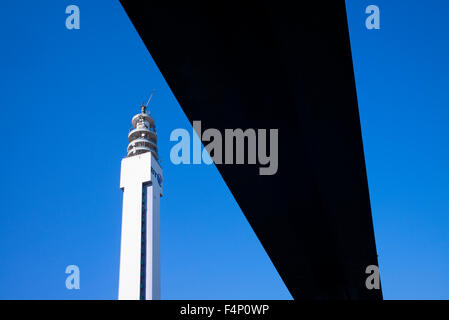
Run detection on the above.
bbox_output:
[119,96,163,300]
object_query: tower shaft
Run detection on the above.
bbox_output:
[119,152,162,300]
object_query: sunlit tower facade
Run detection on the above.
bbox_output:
[119,96,163,300]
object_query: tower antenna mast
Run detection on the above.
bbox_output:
[141,89,156,113]
[146,89,156,106]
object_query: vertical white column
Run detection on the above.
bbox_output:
[119,153,151,300]
[144,184,160,299]
[118,182,143,300]
[119,152,162,300]
[146,159,162,300]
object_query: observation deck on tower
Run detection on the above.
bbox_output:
[127,95,158,160]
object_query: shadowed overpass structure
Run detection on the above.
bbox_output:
[120,0,382,300]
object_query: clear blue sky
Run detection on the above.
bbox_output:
[0,1,447,299]
[347,0,449,299]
